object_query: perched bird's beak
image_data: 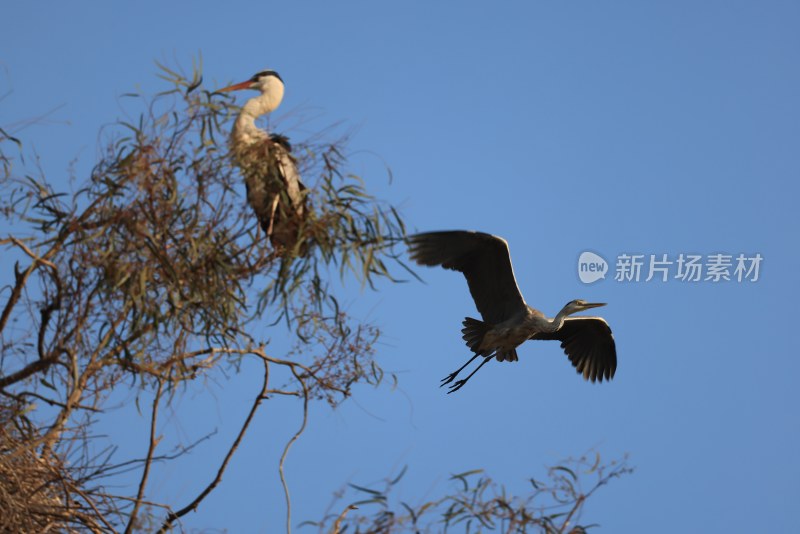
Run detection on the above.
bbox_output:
[218,80,253,93]
[581,302,606,310]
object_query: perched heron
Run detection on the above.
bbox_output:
[219,69,308,252]
[407,230,617,393]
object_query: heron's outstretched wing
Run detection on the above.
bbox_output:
[407,231,527,324]
[530,317,617,382]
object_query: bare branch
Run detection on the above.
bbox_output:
[0,355,61,389]
[125,377,164,534]
[332,504,358,534]
[0,238,57,336]
[279,364,310,534]
[157,351,270,533]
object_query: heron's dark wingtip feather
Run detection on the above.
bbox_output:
[406,230,527,324]
[538,317,617,384]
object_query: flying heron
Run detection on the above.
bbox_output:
[407,230,617,393]
[219,69,308,252]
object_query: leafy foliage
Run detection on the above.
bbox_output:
[0,62,408,531]
[306,453,633,533]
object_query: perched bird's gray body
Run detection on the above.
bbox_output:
[407,230,617,392]
[220,69,307,252]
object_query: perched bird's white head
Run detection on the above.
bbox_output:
[219,69,285,113]
[220,69,286,145]
[219,69,283,94]
[563,299,606,316]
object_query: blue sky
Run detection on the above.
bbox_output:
[3,1,799,532]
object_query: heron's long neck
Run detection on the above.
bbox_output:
[543,309,570,333]
[232,93,281,147]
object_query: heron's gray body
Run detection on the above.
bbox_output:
[483,311,541,355]
[467,307,552,362]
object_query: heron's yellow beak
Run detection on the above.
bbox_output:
[581,302,606,310]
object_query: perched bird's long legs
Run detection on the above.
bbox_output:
[444,354,495,394]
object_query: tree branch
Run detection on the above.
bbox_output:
[125,377,164,534]
[278,364,310,534]
[0,354,61,389]
[0,237,58,335]
[157,352,270,533]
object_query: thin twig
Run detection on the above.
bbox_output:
[278,364,310,534]
[0,389,100,412]
[0,354,62,389]
[557,494,584,534]
[157,353,270,534]
[332,505,358,534]
[0,237,57,335]
[67,480,118,533]
[125,377,164,534]
[86,432,216,482]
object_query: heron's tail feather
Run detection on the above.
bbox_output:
[462,318,518,362]
[461,317,492,356]
[495,348,518,362]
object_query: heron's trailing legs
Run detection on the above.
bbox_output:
[440,353,480,386]
[441,353,495,393]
